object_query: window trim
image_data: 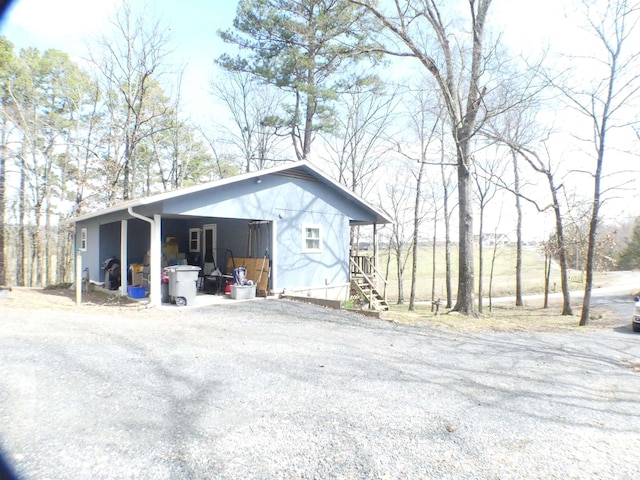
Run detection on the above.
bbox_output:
[302,224,323,253]
[189,228,201,253]
[79,228,87,251]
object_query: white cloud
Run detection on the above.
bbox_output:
[2,0,121,53]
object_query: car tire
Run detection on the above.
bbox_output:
[633,323,640,333]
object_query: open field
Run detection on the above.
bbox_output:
[381,244,619,303]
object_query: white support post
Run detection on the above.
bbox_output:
[127,207,161,307]
[120,219,128,297]
[76,252,82,306]
[150,214,162,307]
[373,223,378,290]
[270,220,277,292]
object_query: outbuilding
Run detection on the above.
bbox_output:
[72,161,392,308]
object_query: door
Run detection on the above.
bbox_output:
[202,224,217,275]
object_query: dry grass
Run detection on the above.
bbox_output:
[383,298,625,333]
[2,285,139,311]
[381,244,591,303]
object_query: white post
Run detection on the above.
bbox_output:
[120,219,128,297]
[270,220,277,293]
[149,214,162,307]
[373,223,378,290]
[76,252,82,306]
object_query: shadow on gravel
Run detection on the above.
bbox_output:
[614,325,638,335]
[3,297,640,479]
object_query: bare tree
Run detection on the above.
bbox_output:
[473,154,508,313]
[424,165,446,311]
[90,1,173,200]
[510,143,574,316]
[380,164,416,304]
[555,0,640,326]
[439,140,457,309]
[487,201,505,312]
[211,71,290,172]
[397,85,442,310]
[487,107,538,308]
[511,148,523,306]
[322,76,400,255]
[323,76,399,198]
[350,0,495,314]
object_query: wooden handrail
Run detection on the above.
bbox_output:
[350,257,388,308]
[350,255,388,287]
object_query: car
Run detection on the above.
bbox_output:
[633,296,640,332]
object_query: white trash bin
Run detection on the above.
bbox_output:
[166,265,201,306]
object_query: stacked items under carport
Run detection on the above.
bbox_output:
[225,257,269,298]
[230,266,256,299]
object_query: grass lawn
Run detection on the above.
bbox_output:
[375,244,638,328]
[384,300,624,333]
[380,244,592,303]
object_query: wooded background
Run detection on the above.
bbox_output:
[1,0,639,321]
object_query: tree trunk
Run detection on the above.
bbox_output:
[477,210,484,314]
[45,208,52,286]
[396,248,404,305]
[489,233,499,312]
[512,151,523,306]
[441,163,453,309]
[579,148,604,326]
[17,149,26,286]
[303,95,314,161]
[383,241,391,300]
[431,221,437,312]
[33,204,42,287]
[409,159,427,311]
[123,150,131,200]
[0,117,6,286]
[543,250,551,309]
[30,227,38,287]
[453,151,475,314]
[553,201,573,316]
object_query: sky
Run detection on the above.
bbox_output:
[0,0,573,124]
[0,0,638,239]
[0,0,240,123]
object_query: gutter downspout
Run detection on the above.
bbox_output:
[128,207,160,307]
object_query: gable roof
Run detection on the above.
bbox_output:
[72,160,393,225]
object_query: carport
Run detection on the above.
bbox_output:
[96,213,272,304]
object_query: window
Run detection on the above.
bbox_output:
[79,228,87,251]
[189,228,201,252]
[302,224,322,253]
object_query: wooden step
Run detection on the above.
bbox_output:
[350,278,389,312]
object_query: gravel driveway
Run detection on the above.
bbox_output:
[1,295,639,479]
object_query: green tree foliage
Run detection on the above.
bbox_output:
[1,46,95,286]
[0,36,16,286]
[218,0,379,161]
[618,217,640,270]
[0,29,216,286]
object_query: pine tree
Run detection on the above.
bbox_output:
[619,217,640,270]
